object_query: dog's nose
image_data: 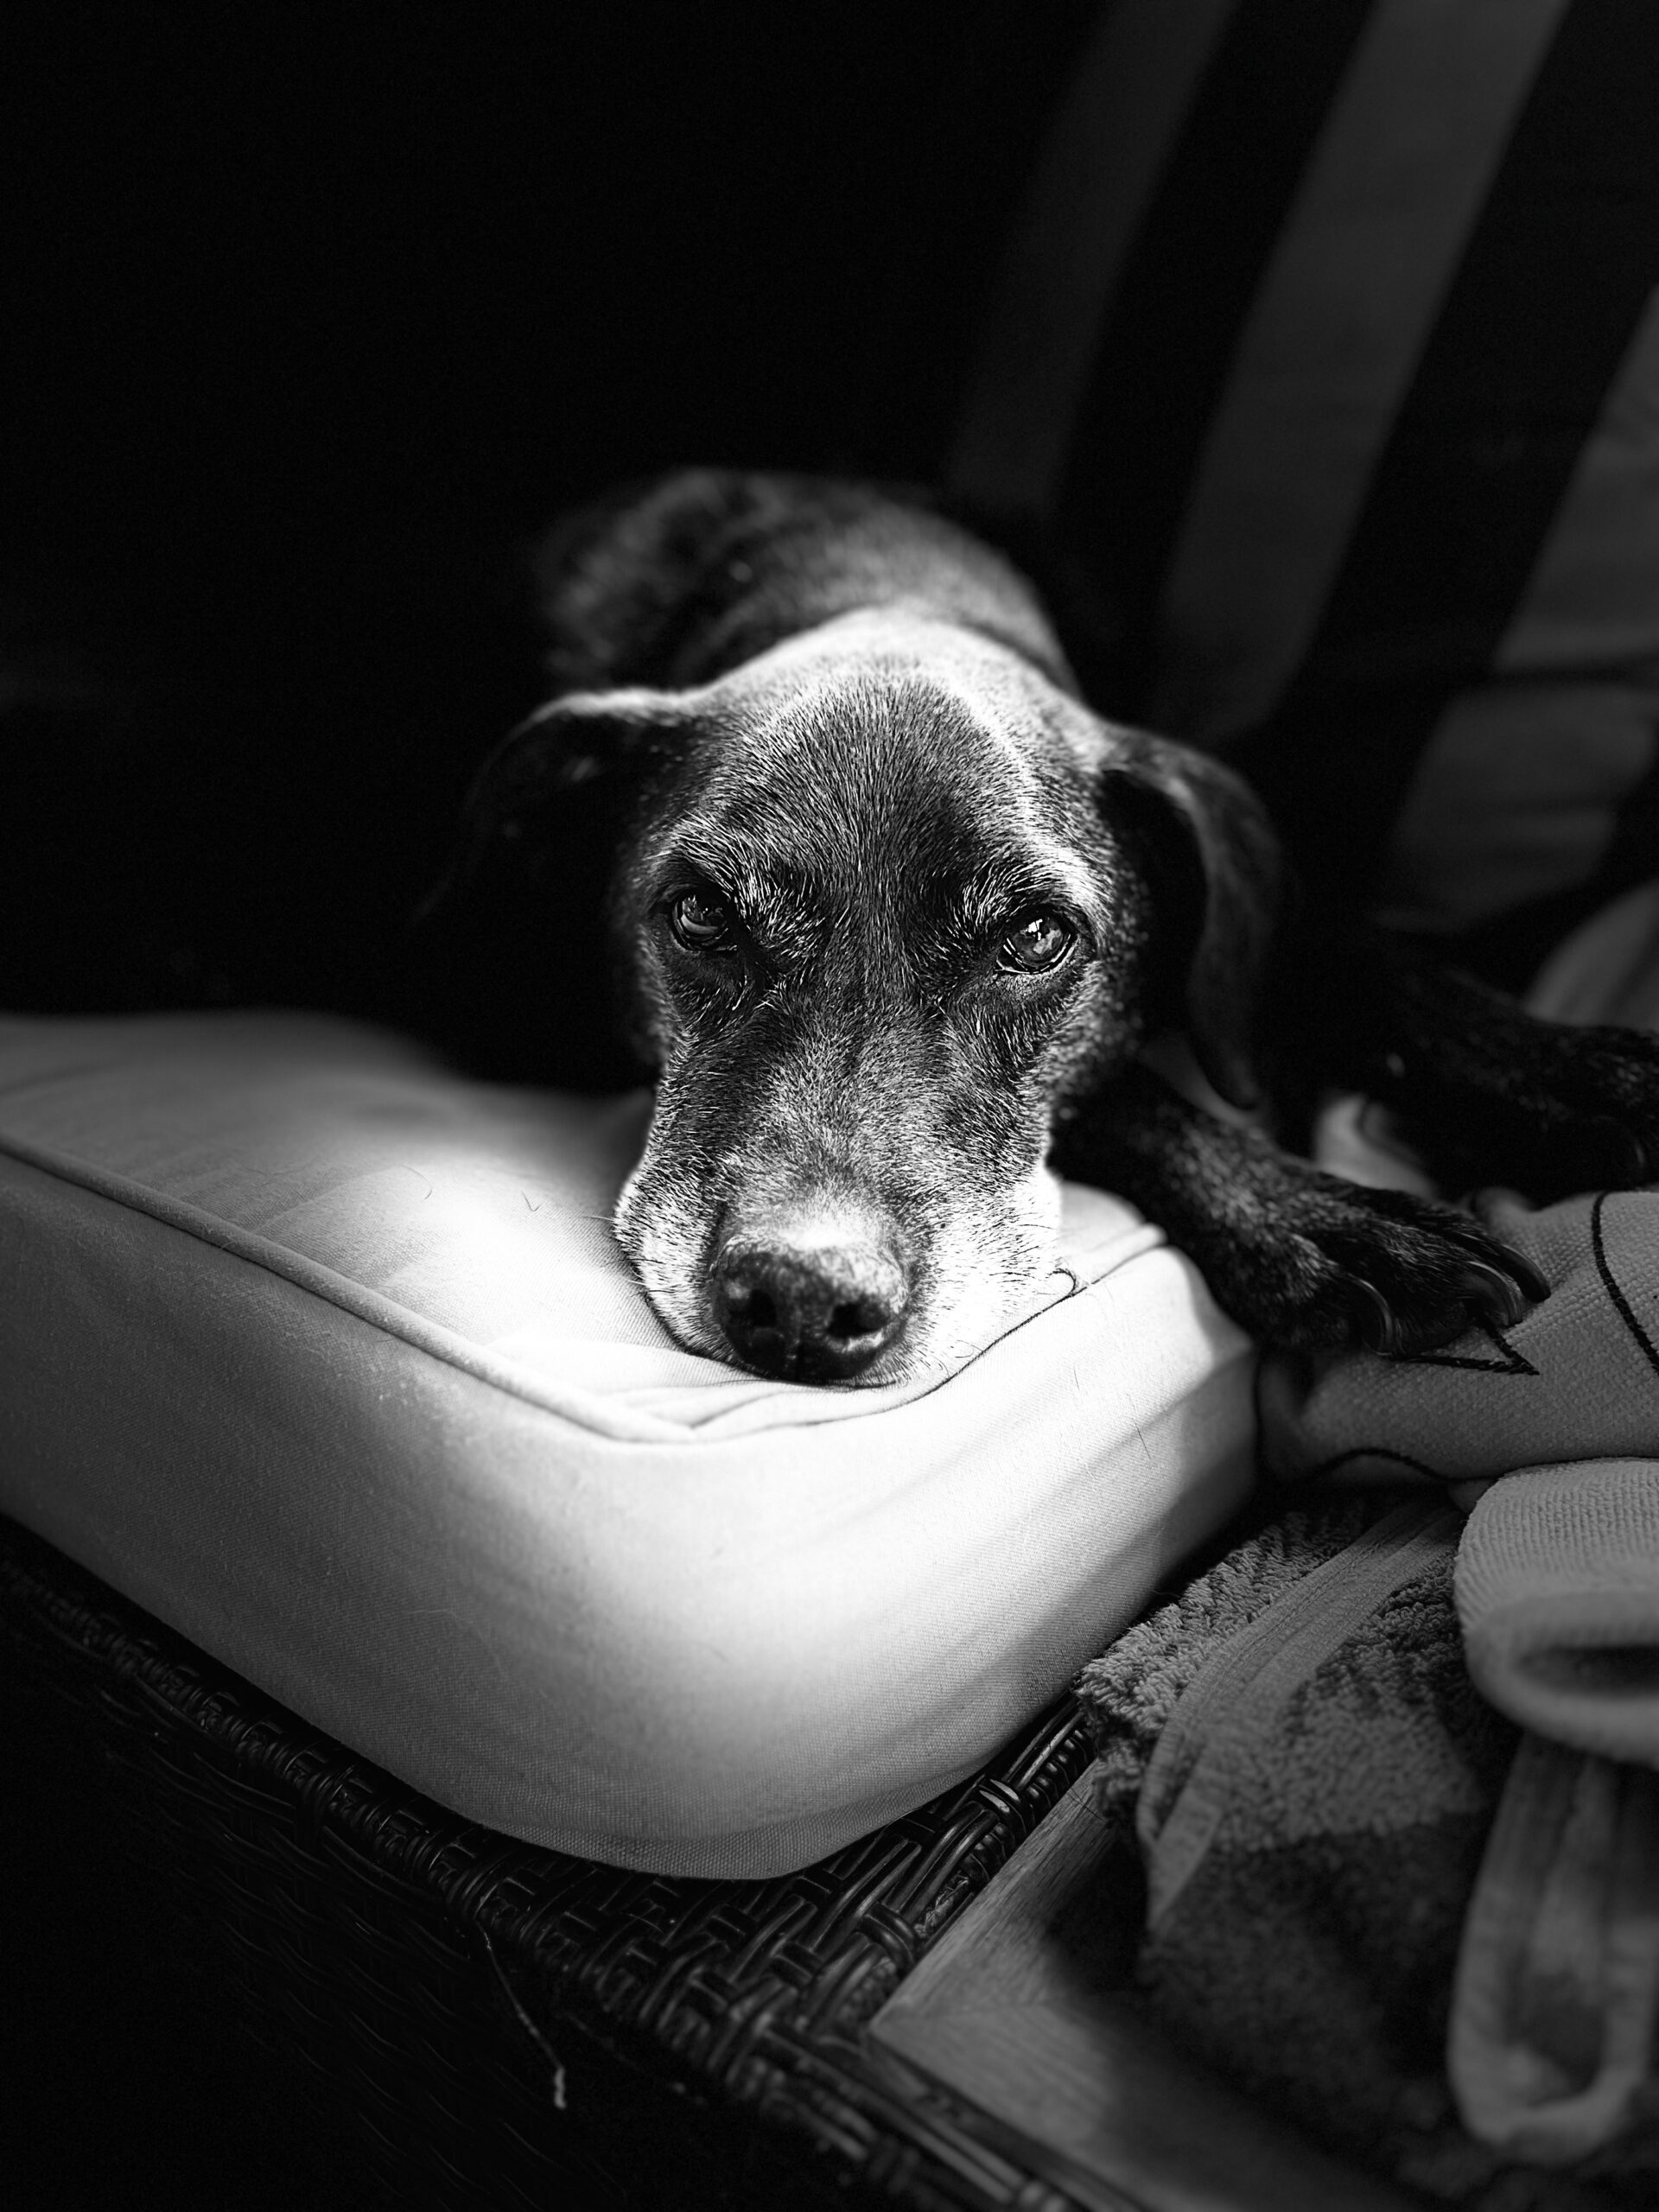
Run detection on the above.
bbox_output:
[712,1227,909,1382]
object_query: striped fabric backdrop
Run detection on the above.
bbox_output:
[924,0,1659,988]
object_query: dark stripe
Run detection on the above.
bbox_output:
[1450,780,1659,995]
[1230,0,1659,907]
[836,0,1101,482]
[1054,0,1376,715]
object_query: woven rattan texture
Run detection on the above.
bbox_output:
[2,1515,1109,2210]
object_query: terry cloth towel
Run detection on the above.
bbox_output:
[1450,1736,1659,2169]
[1450,1468,1659,2158]
[1457,1462,1659,1771]
[1077,1499,1659,2208]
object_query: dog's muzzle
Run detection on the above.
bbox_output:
[710,1209,909,1383]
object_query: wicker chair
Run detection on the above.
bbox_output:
[3,1510,1112,2210]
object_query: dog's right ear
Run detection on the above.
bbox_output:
[404,691,680,1089]
[1097,732,1281,1111]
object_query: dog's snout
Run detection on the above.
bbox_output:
[712,1224,908,1383]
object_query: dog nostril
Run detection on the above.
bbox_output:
[743,1287,778,1330]
[827,1298,882,1344]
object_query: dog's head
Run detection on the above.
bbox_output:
[429,613,1277,1382]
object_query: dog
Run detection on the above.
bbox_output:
[411,469,1659,1382]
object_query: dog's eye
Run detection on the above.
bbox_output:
[667,887,737,952]
[997,911,1075,974]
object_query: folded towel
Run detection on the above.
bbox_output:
[1458,1461,1659,1768]
[1449,1467,1659,2170]
[1256,1195,1659,2164]
[1079,1496,1659,2203]
[1079,1495,1538,2202]
[1450,1736,1659,2166]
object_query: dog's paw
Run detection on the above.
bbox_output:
[1213,1179,1550,1355]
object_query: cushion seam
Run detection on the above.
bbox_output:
[0,1126,699,1445]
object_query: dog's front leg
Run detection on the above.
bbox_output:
[1054,1065,1547,1354]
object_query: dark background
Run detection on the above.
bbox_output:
[0,1,1024,1028]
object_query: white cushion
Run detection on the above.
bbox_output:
[0,1012,1252,1874]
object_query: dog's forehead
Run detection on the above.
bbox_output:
[659,622,1098,889]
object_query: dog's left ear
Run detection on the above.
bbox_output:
[1098,733,1281,1110]
[404,691,680,1088]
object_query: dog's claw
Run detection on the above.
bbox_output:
[1493,1242,1551,1307]
[1452,1255,1537,1331]
[1350,1278,1402,1356]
